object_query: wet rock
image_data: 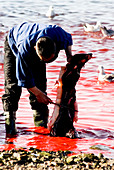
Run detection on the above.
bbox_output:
[90,144,112,151]
[39,151,52,158]
[66,156,74,164]
[98,152,104,159]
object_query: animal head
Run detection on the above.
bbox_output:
[100,26,108,36]
[62,53,92,89]
[96,21,102,27]
[69,53,92,66]
[98,65,105,74]
[49,5,53,10]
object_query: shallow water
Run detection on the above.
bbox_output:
[0,0,114,158]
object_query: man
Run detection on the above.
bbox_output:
[2,22,73,135]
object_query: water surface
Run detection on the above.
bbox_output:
[0,0,114,158]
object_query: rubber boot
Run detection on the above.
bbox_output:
[33,109,49,128]
[5,111,17,135]
[33,110,45,127]
[43,109,49,128]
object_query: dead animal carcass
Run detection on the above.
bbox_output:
[48,53,92,138]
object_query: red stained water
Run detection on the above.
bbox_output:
[0,2,114,158]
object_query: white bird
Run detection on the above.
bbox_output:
[83,21,101,32]
[100,26,114,38]
[98,65,114,82]
[46,6,55,18]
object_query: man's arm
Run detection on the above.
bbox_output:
[65,45,72,62]
[28,86,52,105]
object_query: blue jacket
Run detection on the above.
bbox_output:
[8,22,73,88]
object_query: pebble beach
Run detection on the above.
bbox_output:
[0,148,114,169]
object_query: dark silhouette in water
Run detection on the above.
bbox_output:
[50,53,92,138]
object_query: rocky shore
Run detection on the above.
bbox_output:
[0,147,114,169]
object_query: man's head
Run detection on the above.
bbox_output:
[35,36,56,63]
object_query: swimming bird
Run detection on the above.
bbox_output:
[100,26,114,38]
[98,65,114,82]
[83,21,101,32]
[46,6,55,18]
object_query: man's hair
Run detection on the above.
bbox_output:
[36,37,56,59]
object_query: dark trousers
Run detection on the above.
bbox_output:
[2,36,48,115]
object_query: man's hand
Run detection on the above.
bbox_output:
[28,86,52,105]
